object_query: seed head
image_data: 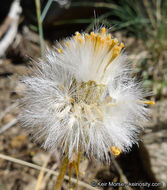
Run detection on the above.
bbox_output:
[19,27,153,162]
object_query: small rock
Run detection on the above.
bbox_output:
[14,65,27,75]
[32,152,49,165]
[14,83,26,96]
[162,86,167,97]
[2,114,15,124]
[0,60,14,75]
[10,134,26,148]
[79,158,89,176]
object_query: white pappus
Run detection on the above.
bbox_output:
[19,27,154,162]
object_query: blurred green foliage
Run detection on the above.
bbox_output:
[72,0,167,98]
[33,0,167,98]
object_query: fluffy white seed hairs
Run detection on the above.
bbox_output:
[19,27,154,162]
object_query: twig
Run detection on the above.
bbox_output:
[0,102,19,122]
[0,0,22,57]
[44,163,58,181]
[111,156,133,190]
[35,155,50,190]
[0,153,98,190]
[0,118,18,134]
[0,17,11,39]
[42,163,58,189]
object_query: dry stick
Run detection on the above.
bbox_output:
[43,163,58,189]
[0,0,22,57]
[0,17,11,39]
[35,155,50,190]
[111,156,133,190]
[0,118,18,134]
[0,154,98,190]
[54,156,69,190]
[0,102,19,121]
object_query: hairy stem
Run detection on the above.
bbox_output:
[55,156,69,190]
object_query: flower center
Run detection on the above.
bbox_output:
[71,79,105,105]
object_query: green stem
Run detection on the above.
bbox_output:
[35,0,45,59]
[41,0,53,22]
[55,156,69,190]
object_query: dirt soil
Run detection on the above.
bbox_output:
[0,28,166,190]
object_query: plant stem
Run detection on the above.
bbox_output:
[41,0,53,22]
[35,0,45,59]
[55,156,69,190]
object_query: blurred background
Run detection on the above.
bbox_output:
[0,0,167,189]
